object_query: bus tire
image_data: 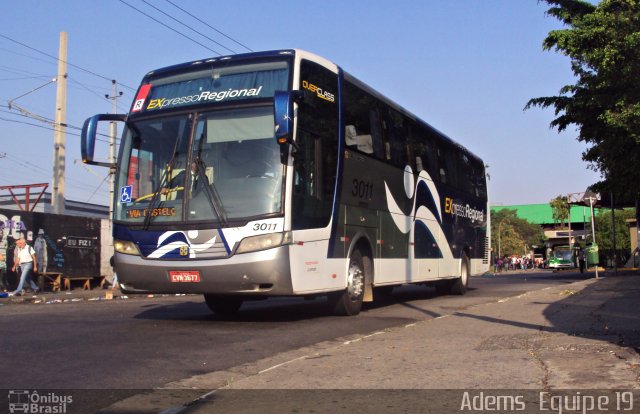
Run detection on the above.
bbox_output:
[204,294,243,316]
[331,249,367,316]
[450,253,470,295]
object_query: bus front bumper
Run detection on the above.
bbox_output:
[114,245,294,296]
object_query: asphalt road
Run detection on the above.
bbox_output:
[0,270,594,412]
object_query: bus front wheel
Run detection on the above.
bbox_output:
[330,249,367,316]
[204,294,243,316]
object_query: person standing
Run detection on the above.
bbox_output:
[578,249,586,274]
[0,248,8,292]
[9,239,39,296]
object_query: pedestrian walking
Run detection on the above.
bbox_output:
[9,238,39,296]
[578,249,586,274]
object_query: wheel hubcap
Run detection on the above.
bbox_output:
[347,260,364,301]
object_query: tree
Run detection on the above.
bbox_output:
[525,0,640,199]
[491,209,546,256]
[593,208,635,251]
[587,207,636,266]
[550,195,570,228]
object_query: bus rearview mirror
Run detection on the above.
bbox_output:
[273,90,303,146]
[81,113,126,167]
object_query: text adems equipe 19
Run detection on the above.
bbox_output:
[460,391,635,413]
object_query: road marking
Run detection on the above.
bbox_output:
[259,354,310,374]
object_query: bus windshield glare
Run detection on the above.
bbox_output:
[114,60,290,225]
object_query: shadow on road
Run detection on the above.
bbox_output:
[543,272,640,350]
[132,282,469,323]
[464,271,640,351]
[133,297,346,323]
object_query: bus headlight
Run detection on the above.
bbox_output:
[236,232,292,254]
[114,239,140,255]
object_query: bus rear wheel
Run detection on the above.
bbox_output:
[204,294,243,316]
[450,253,470,295]
[330,249,367,316]
[435,253,469,295]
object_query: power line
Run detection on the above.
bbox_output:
[0,64,52,78]
[0,76,49,81]
[164,0,253,52]
[84,173,110,204]
[0,107,56,126]
[140,0,237,54]
[0,115,80,136]
[1,104,119,142]
[2,153,106,194]
[0,33,136,91]
[117,0,223,55]
[0,46,61,68]
[67,76,114,103]
[0,115,117,144]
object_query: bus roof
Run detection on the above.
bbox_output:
[139,49,484,166]
[142,49,298,80]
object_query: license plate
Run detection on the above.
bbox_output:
[169,271,201,283]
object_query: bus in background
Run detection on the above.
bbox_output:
[548,246,576,269]
[81,49,490,316]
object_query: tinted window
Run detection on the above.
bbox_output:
[343,81,385,159]
[293,60,339,229]
[410,123,439,179]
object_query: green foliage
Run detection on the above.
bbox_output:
[592,208,635,251]
[550,195,570,228]
[491,209,546,256]
[526,0,640,197]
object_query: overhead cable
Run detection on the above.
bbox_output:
[0,33,136,91]
[164,0,253,52]
[117,0,223,55]
[141,0,237,54]
[0,116,114,144]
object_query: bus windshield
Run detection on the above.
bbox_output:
[115,106,283,225]
[553,249,573,261]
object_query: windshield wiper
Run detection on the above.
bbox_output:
[142,151,179,230]
[194,156,228,227]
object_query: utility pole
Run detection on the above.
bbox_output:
[52,32,67,215]
[567,195,572,254]
[105,80,123,218]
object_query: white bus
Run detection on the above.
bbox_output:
[82,49,490,316]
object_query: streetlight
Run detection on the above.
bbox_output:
[582,191,600,279]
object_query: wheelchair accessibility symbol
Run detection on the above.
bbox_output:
[120,186,133,203]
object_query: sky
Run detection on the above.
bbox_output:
[0,0,602,208]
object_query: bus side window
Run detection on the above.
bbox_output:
[382,108,409,168]
[369,109,385,160]
[345,125,357,148]
[343,80,385,160]
[409,121,440,180]
[437,147,447,184]
[458,153,474,195]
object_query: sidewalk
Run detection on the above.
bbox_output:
[0,285,132,305]
[173,270,640,390]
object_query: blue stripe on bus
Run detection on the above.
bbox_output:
[327,67,346,258]
[415,180,442,225]
[218,228,231,255]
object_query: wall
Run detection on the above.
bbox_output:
[0,209,106,280]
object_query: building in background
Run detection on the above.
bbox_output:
[0,190,112,283]
[492,203,596,247]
